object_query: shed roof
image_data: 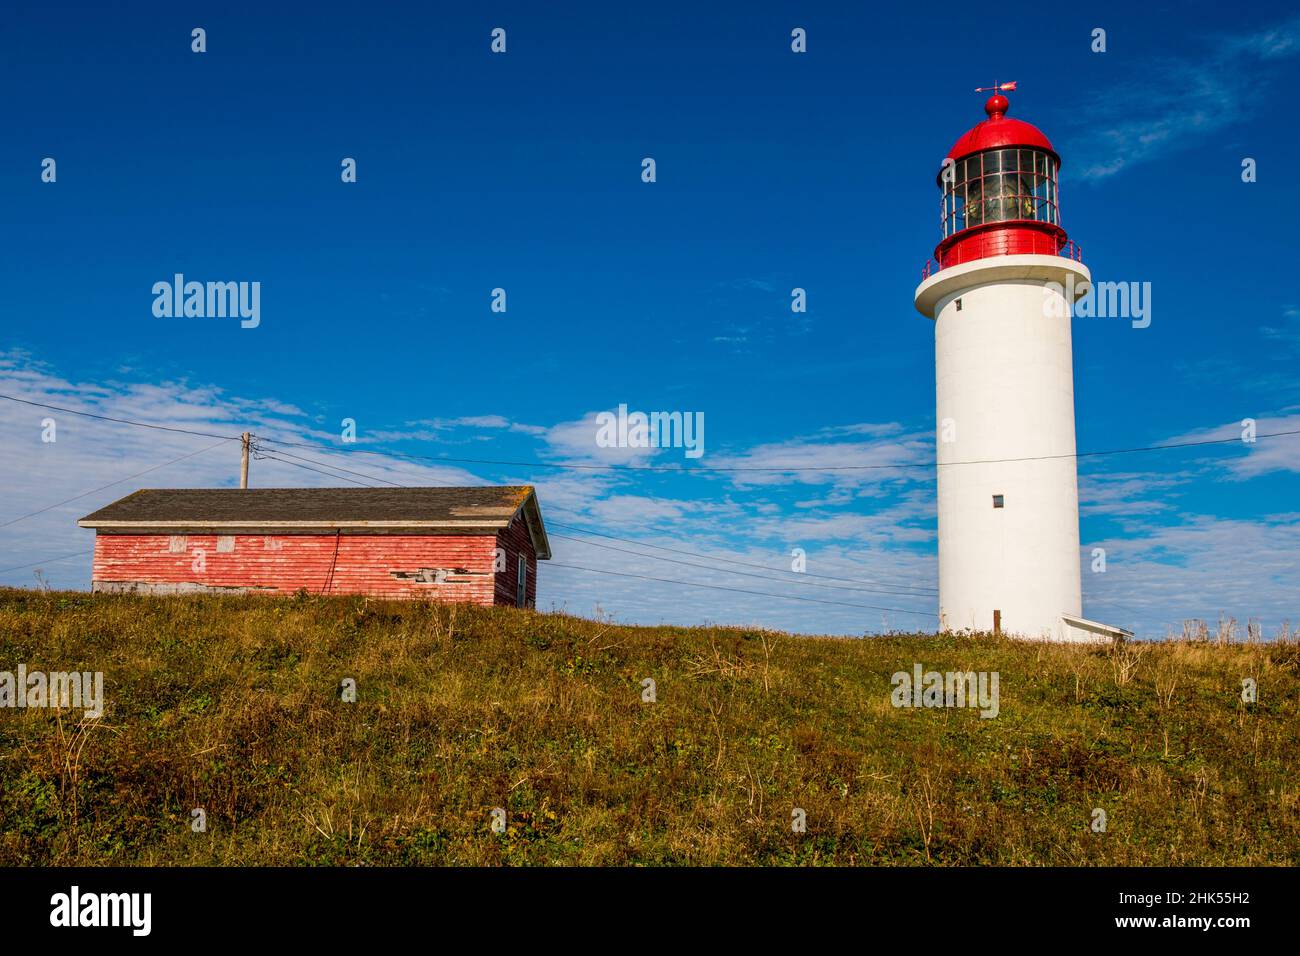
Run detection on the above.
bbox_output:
[78,486,550,558]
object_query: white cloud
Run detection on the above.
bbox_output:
[0,353,480,589]
[1079,470,1185,516]
[2,352,1295,641]
[1067,14,1300,181]
[1084,512,1300,638]
[1159,411,1300,478]
[539,410,672,467]
[1262,305,1300,347]
[706,428,931,489]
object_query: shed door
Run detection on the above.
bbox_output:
[516,555,527,608]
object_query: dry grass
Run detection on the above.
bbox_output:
[0,587,1297,866]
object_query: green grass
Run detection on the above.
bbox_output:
[1,587,1296,866]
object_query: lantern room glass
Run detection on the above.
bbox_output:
[941,148,1059,238]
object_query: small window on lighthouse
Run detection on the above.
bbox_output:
[955,298,963,312]
[992,495,1005,509]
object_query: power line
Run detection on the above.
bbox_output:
[0,392,1286,616]
[4,392,1297,474]
[0,396,1273,626]
[257,452,936,613]
[1085,595,1149,619]
[254,451,376,487]
[0,438,237,530]
[256,447,939,598]
[0,397,931,598]
[255,446,939,601]
[945,431,1300,467]
[0,394,236,441]
[258,446,413,487]
[546,562,935,617]
[549,531,938,600]
[251,446,938,593]
[238,433,1300,623]
[258,427,1300,473]
[0,550,93,575]
[546,518,939,593]
[0,428,1204,629]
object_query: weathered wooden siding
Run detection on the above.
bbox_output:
[91,533,500,602]
[494,514,538,608]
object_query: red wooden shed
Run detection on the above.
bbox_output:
[78,486,550,605]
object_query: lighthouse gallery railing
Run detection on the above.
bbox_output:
[921,239,1083,281]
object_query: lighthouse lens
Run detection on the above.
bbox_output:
[942,147,1058,236]
[964,178,984,228]
[982,175,1002,220]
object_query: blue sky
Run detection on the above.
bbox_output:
[2,0,1298,638]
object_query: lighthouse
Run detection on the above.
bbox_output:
[913,87,1128,644]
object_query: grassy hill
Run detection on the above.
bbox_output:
[1,587,1296,866]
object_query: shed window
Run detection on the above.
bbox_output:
[168,535,187,553]
[992,495,1005,509]
[216,535,235,553]
[516,555,528,608]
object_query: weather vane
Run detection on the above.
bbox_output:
[975,81,1017,93]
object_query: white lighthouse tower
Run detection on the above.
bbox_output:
[913,87,1127,644]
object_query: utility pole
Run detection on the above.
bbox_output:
[240,432,251,489]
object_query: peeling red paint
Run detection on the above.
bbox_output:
[91,531,532,604]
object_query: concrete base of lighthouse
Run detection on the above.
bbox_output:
[915,255,1126,644]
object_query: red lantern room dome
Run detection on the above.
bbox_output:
[942,95,1058,169]
[932,92,1071,270]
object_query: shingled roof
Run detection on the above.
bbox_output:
[78,486,550,558]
